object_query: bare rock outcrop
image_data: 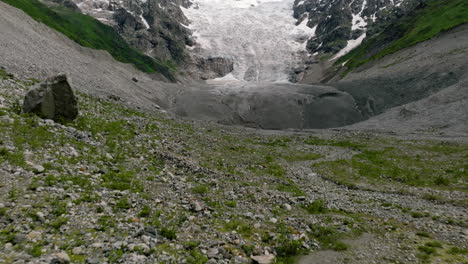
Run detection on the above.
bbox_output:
[23,73,78,122]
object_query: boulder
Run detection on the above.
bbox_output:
[23,73,78,122]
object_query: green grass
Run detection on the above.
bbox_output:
[1,0,176,81]
[312,141,468,192]
[102,170,143,192]
[160,227,177,240]
[191,184,209,194]
[448,247,468,255]
[138,205,152,218]
[304,199,328,214]
[304,137,365,150]
[337,0,468,73]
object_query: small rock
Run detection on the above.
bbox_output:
[207,247,219,258]
[269,218,278,224]
[283,204,292,211]
[4,242,13,250]
[36,211,45,221]
[13,234,27,245]
[32,165,45,174]
[251,255,275,264]
[86,258,100,264]
[72,247,82,255]
[26,231,42,241]
[92,243,104,249]
[192,201,203,212]
[51,252,70,264]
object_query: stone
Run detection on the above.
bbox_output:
[32,165,45,174]
[23,73,78,122]
[72,247,82,255]
[36,211,45,220]
[86,258,100,264]
[207,247,219,258]
[26,231,42,241]
[192,201,203,212]
[11,234,26,245]
[51,252,71,264]
[251,255,275,264]
[92,242,104,248]
[283,204,292,211]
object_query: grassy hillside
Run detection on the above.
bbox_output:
[1,0,176,81]
[337,0,468,73]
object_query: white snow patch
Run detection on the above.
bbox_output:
[140,15,150,29]
[331,33,366,60]
[209,73,241,83]
[351,0,368,30]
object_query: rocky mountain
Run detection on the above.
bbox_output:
[292,0,423,57]
[58,0,235,80]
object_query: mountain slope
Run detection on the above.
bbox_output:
[335,0,468,74]
[1,0,176,81]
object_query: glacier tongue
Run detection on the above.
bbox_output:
[182,0,314,83]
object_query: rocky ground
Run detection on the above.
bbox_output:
[0,69,467,264]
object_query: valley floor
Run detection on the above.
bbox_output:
[0,71,467,264]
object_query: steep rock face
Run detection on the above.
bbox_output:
[293,0,420,57]
[60,0,235,80]
[70,0,192,64]
[193,57,234,80]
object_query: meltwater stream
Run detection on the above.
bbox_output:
[182,0,316,82]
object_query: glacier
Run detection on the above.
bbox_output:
[181,0,315,83]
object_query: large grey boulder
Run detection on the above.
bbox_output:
[23,73,78,122]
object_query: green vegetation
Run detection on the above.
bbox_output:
[337,0,468,73]
[191,184,209,194]
[102,170,143,192]
[1,0,176,81]
[309,225,349,251]
[160,227,177,240]
[114,197,132,211]
[223,219,253,237]
[304,199,328,214]
[304,137,365,150]
[448,247,468,255]
[186,249,208,264]
[312,140,468,192]
[50,216,69,230]
[138,205,152,218]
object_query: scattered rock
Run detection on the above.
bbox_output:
[26,231,42,241]
[72,247,82,255]
[192,201,203,212]
[51,252,70,264]
[251,255,275,264]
